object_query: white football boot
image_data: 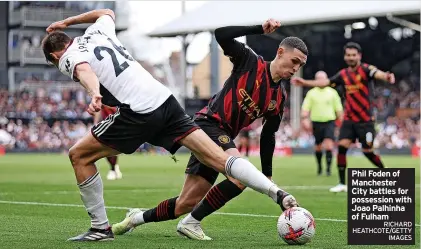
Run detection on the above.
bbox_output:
[329,183,347,193]
[112,208,143,235]
[114,165,123,179]
[176,219,212,240]
[106,170,117,180]
[107,165,122,180]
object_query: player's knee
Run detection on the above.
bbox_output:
[202,151,229,174]
[338,139,350,148]
[68,145,84,167]
[323,140,334,150]
[230,178,246,190]
[362,148,372,153]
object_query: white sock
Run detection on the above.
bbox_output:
[181,213,200,224]
[132,212,145,226]
[225,156,281,202]
[78,172,109,229]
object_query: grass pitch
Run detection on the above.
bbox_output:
[0,154,419,248]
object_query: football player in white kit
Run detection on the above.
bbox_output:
[42,9,298,241]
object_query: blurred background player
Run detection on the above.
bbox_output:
[237,125,251,158]
[94,105,122,180]
[293,42,395,192]
[301,71,343,176]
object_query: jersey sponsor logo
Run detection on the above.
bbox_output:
[345,84,362,94]
[238,88,262,119]
[218,135,231,144]
[268,100,277,111]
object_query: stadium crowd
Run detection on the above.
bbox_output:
[0,85,419,151]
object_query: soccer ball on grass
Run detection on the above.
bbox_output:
[277,207,316,245]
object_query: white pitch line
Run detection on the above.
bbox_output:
[0,184,419,195]
[0,200,419,227]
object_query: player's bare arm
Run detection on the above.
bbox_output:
[74,63,102,115]
[373,69,396,84]
[336,110,344,123]
[46,9,115,33]
[301,110,312,131]
[260,114,282,180]
[291,77,330,88]
[93,111,101,125]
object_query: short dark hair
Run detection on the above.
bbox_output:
[344,42,362,53]
[279,37,308,56]
[42,31,71,63]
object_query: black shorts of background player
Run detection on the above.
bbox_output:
[293,42,395,192]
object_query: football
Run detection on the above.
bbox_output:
[277,207,316,245]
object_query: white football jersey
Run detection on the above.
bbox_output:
[58,15,172,113]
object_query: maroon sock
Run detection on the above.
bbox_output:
[191,179,243,221]
[106,156,117,171]
[363,152,385,168]
[143,196,178,223]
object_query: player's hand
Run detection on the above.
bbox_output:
[46,21,67,33]
[87,95,103,116]
[262,19,281,34]
[291,77,305,86]
[386,72,395,84]
[301,118,311,131]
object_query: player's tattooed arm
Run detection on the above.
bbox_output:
[93,111,101,125]
[74,63,100,97]
[46,9,115,33]
[260,114,282,178]
[74,63,102,115]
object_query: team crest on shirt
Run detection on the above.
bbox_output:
[218,135,231,144]
[268,100,277,111]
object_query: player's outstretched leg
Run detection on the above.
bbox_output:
[177,177,245,240]
[362,149,385,168]
[67,133,120,241]
[330,139,351,193]
[112,174,213,236]
[180,130,298,209]
[106,156,122,180]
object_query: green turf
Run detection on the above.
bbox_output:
[0,154,419,249]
